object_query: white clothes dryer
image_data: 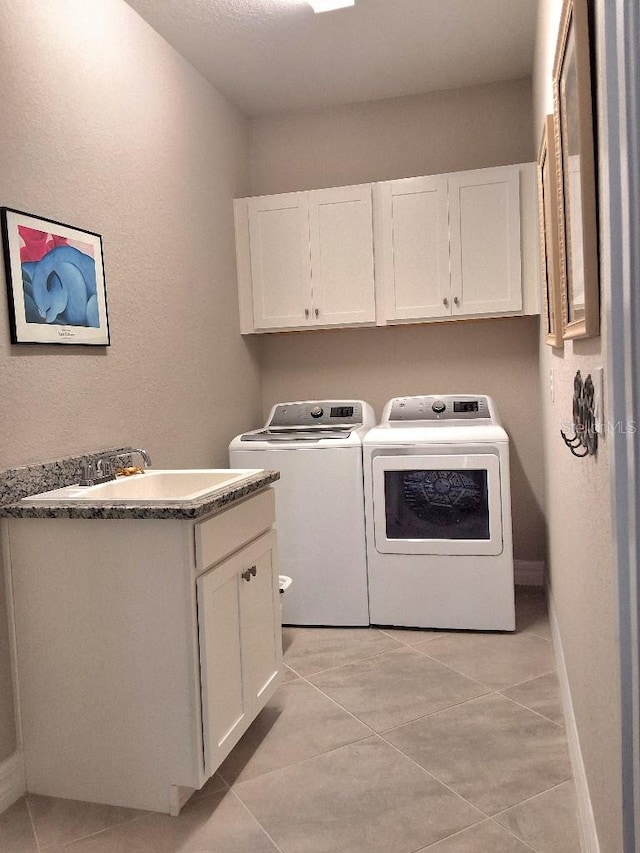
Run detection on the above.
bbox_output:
[230,400,376,626]
[364,395,515,631]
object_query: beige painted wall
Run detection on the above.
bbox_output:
[250,78,535,194]
[251,79,546,564]
[0,0,260,763]
[533,1,622,850]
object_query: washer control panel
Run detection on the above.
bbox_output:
[388,395,491,422]
[268,401,364,429]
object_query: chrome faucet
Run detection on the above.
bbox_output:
[79,448,152,486]
[108,448,152,469]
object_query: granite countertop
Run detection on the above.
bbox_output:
[0,448,279,521]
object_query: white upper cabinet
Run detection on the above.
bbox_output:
[246,192,311,330]
[376,162,539,325]
[376,175,450,321]
[448,166,522,315]
[235,184,375,333]
[309,185,375,326]
[234,164,539,334]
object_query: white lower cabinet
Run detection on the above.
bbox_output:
[5,488,281,815]
[197,530,279,775]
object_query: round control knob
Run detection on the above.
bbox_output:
[432,400,446,414]
[310,406,324,419]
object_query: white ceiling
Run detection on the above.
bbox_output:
[125,0,538,117]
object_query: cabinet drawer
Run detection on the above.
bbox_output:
[195,488,275,573]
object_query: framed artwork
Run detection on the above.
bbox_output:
[537,114,564,348]
[553,0,600,339]
[1,207,110,345]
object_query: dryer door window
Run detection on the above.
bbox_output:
[372,453,503,556]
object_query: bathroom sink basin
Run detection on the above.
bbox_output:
[22,469,263,505]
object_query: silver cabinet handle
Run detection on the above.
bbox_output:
[443,297,449,307]
[241,569,252,582]
[314,308,319,317]
[453,296,460,306]
[249,565,257,577]
[305,308,309,318]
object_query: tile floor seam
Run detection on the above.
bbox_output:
[375,728,494,823]
[376,691,574,822]
[490,778,576,820]
[374,688,495,737]
[294,668,386,737]
[284,642,405,679]
[37,810,150,852]
[413,644,558,693]
[417,817,539,852]
[24,796,43,853]
[228,786,287,853]
[497,667,558,692]
[404,643,500,690]
[487,818,540,852]
[219,731,376,791]
[497,689,566,729]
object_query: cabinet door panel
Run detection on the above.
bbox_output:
[449,166,522,315]
[248,193,311,329]
[309,185,375,325]
[197,571,244,774]
[378,176,450,320]
[240,548,280,711]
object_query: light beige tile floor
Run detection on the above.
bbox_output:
[0,586,581,852]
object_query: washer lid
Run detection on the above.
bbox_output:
[240,426,355,442]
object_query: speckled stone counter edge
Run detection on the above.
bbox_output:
[0,449,280,520]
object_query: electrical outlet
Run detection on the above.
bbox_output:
[549,367,554,403]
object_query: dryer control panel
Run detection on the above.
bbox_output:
[387,395,492,422]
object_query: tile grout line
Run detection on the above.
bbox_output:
[283,638,406,679]
[378,733,493,822]
[417,817,539,852]
[497,688,566,729]
[28,802,152,852]
[228,786,287,853]
[24,796,43,853]
[412,641,558,694]
[409,643,501,689]
[491,777,577,820]
[486,819,541,852]
[376,690,498,738]
[497,667,559,691]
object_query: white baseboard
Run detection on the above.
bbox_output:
[548,590,600,853]
[514,560,545,586]
[0,751,25,814]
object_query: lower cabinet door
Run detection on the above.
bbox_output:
[197,530,281,776]
[239,545,280,711]
[197,565,245,774]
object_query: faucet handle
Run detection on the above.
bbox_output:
[96,458,114,478]
[79,461,96,486]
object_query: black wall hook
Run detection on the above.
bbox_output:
[560,370,598,457]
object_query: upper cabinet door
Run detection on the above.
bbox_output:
[247,193,312,330]
[308,185,376,326]
[376,176,450,321]
[448,166,523,315]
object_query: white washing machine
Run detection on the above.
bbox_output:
[230,400,376,626]
[364,394,515,631]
